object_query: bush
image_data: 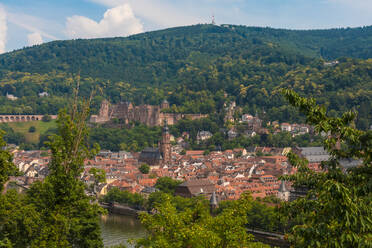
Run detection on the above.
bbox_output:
[155,177,183,194]
[42,115,52,122]
[139,163,150,174]
[28,126,36,133]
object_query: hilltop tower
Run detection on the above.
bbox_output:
[160,120,172,164]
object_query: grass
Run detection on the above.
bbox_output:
[5,120,57,144]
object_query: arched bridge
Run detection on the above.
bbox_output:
[0,115,57,123]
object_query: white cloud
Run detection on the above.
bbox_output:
[88,0,203,28]
[7,12,59,40]
[65,4,143,39]
[27,32,43,46]
[0,6,7,53]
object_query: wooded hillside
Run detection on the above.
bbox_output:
[0,24,371,129]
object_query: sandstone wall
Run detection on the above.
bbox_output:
[91,100,208,126]
[0,115,58,123]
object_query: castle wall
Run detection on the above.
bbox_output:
[159,113,208,126]
[91,100,208,126]
[90,100,110,123]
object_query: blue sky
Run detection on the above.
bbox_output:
[0,0,371,53]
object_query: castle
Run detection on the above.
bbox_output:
[90,100,208,126]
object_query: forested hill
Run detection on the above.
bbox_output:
[2,24,372,80]
[0,24,371,129]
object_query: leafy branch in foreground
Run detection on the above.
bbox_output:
[23,97,104,247]
[0,131,18,193]
[0,93,105,247]
[280,89,372,247]
[136,193,270,248]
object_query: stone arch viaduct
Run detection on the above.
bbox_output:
[0,115,58,123]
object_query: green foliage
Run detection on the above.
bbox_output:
[154,177,182,194]
[171,117,220,140]
[89,167,106,195]
[170,116,324,151]
[28,126,36,133]
[89,124,161,152]
[146,191,207,212]
[0,124,26,145]
[0,105,105,247]
[108,245,127,248]
[217,197,285,233]
[24,107,104,247]
[42,115,52,122]
[0,120,57,147]
[139,163,150,174]
[89,168,106,184]
[38,127,58,148]
[0,25,371,129]
[0,132,18,192]
[280,89,372,247]
[102,187,145,209]
[0,190,41,247]
[136,193,270,248]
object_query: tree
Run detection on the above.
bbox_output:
[279,89,372,247]
[154,177,182,194]
[28,126,36,133]
[0,189,41,247]
[102,187,145,209]
[0,132,41,247]
[0,131,18,193]
[139,163,150,174]
[89,167,106,195]
[136,193,270,248]
[24,102,104,247]
[42,115,52,122]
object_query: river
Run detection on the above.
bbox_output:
[100,214,286,247]
[100,214,146,247]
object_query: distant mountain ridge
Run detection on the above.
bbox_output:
[1,24,372,79]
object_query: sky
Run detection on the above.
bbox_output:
[0,0,371,53]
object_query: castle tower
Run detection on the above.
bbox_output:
[160,120,172,164]
[161,99,170,109]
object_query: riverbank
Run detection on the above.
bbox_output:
[100,213,146,247]
[100,202,145,217]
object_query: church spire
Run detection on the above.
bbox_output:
[161,119,171,164]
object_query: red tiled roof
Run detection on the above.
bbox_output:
[186,150,204,156]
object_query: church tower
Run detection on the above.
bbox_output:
[210,191,218,211]
[277,180,290,202]
[161,120,171,164]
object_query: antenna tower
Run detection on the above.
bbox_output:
[211,13,216,25]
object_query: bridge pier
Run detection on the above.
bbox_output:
[0,115,57,123]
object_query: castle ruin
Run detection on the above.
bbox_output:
[90,100,208,127]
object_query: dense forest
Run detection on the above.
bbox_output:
[0,24,371,129]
